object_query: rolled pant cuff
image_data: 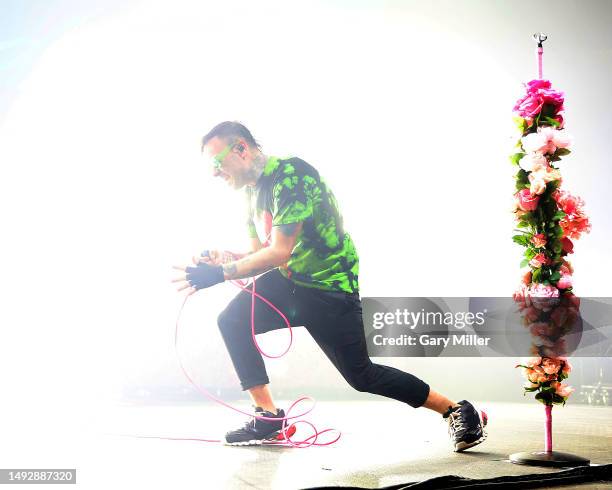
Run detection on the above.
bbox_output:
[241,377,270,391]
[411,383,431,408]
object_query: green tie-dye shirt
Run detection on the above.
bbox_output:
[246,156,359,294]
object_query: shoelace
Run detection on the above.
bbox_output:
[238,408,281,433]
[242,417,257,433]
[448,411,465,434]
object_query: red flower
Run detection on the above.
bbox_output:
[561,237,574,255]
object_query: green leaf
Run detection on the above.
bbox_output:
[556,148,571,157]
[543,116,561,127]
[552,210,566,221]
[515,169,529,186]
[552,393,565,404]
[510,152,526,166]
[535,391,553,405]
[550,271,561,283]
[513,234,530,246]
[524,387,539,392]
[532,268,542,282]
[513,116,527,133]
[520,259,530,268]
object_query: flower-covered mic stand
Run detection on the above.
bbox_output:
[508,34,590,468]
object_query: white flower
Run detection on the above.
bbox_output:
[522,132,551,154]
[521,127,572,155]
[529,176,546,195]
[552,129,572,149]
[519,152,547,172]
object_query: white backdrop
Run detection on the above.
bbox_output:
[1,0,610,465]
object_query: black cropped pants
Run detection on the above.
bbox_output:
[217,270,430,408]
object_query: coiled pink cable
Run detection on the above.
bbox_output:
[131,263,341,447]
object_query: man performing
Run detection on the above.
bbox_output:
[173,121,487,451]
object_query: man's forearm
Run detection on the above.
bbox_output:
[222,246,288,280]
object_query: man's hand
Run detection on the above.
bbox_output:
[193,249,245,266]
[194,249,223,266]
[172,261,225,295]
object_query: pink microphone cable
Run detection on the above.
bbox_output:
[128,260,341,448]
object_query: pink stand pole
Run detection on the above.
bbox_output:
[544,404,553,452]
[537,47,543,79]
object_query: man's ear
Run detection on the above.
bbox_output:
[234,139,247,158]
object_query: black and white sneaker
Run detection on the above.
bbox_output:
[443,400,488,452]
[224,407,295,446]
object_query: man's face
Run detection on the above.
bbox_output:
[202,136,248,190]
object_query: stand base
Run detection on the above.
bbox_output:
[510,450,590,467]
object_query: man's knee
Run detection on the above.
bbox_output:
[344,368,373,393]
[217,308,238,335]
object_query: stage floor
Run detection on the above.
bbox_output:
[93,401,611,489]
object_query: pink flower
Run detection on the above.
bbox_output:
[525,79,552,92]
[513,96,544,124]
[554,189,581,215]
[513,80,565,126]
[529,283,560,311]
[561,215,592,241]
[530,321,553,338]
[540,338,568,358]
[529,252,549,268]
[524,356,542,368]
[513,285,528,308]
[562,359,572,375]
[542,357,562,375]
[530,283,559,297]
[551,129,572,149]
[560,260,573,275]
[561,292,580,309]
[531,233,547,248]
[521,127,571,156]
[550,381,574,398]
[557,274,573,289]
[535,372,548,383]
[539,127,572,151]
[522,131,555,154]
[537,165,562,184]
[523,306,540,323]
[519,152,547,172]
[516,189,540,211]
[553,190,592,240]
[550,306,569,328]
[542,90,565,112]
[527,159,562,186]
[527,365,548,383]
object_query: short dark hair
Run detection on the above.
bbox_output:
[200,121,261,152]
